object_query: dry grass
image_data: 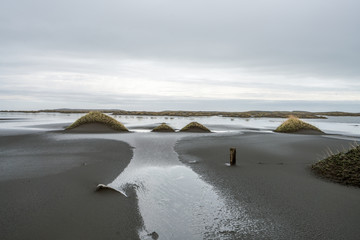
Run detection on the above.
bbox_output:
[312,144,360,187]
[66,111,128,131]
[180,122,211,132]
[274,116,323,133]
[152,123,175,132]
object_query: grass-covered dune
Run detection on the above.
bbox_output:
[312,145,360,187]
[152,123,175,132]
[66,111,128,132]
[180,122,211,133]
[274,116,323,133]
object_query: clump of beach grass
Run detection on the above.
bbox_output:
[66,111,128,131]
[152,123,175,132]
[312,144,360,187]
[274,116,323,133]
[180,122,211,132]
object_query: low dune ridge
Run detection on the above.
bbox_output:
[180,122,211,133]
[65,111,128,132]
[274,116,323,134]
[151,123,175,132]
[312,144,360,187]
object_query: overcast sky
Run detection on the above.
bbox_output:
[1,0,359,111]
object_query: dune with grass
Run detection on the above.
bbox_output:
[274,116,323,134]
[152,123,175,132]
[180,122,211,133]
[66,111,128,132]
[312,145,360,187]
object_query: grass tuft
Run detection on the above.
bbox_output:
[180,122,211,132]
[312,144,360,187]
[152,123,175,132]
[274,116,323,133]
[66,111,128,132]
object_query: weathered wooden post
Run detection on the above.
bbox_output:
[230,147,236,166]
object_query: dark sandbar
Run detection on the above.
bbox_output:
[0,133,141,240]
[176,132,360,239]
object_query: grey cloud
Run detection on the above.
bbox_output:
[1,0,360,111]
[1,0,360,79]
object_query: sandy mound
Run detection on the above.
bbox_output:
[312,145,360,187]
[180,122,211,133]
[274,116,323,134]
[65,111,128,133]
[152,123,175,132]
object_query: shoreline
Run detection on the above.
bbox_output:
[0,132,142,240]
[2,109,360,119]
[175,132,360,239]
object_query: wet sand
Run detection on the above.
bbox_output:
[176,132,360,240]
[0,132,141,240]
[1,116,360,239]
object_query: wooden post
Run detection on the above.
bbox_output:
[230,147,236,166]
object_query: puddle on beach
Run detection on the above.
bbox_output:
[55,132,263,239]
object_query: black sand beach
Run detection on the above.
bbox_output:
[0,132,141,240]
[1,116,360,239]
[176,132,360,240]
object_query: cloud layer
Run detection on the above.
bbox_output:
[1,0,359,110]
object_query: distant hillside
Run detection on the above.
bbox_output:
[1,109,360,119]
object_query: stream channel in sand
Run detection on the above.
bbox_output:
[55,132,266,239]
